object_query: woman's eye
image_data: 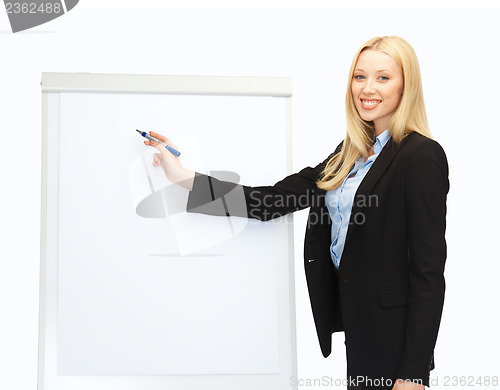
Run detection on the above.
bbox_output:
[354,75,388,81]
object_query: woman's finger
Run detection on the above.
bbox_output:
[149,131,179,150]
[149,131,169,143]
[144,139,164,153]
[144,133,179,156]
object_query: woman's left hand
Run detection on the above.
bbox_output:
[392,379,425,390]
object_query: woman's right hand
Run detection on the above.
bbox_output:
[144,131,195,190]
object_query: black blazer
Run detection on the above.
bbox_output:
[186,132,449,387]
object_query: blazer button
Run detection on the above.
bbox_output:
[341,272,349,283]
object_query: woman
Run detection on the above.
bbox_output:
[145,36,449,390]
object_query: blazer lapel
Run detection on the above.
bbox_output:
[343,136,402,248]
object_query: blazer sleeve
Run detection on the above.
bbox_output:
[186,143,342,220]
[396,139,450,385]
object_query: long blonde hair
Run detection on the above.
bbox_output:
[316,36,432,191]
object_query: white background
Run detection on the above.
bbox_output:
[1,1,499,389]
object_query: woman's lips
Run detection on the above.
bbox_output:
[360,99,382,110]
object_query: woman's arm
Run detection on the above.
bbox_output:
[186,143,343,221]
[145,129,342,220]
[186,163,331,220]
[396,138,449,386]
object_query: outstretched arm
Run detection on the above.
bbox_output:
[186,163,331,221]
[144,130,342,222]
[186,144,343,221]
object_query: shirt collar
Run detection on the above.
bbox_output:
[373,128,391,155]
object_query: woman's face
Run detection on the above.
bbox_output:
[351,49,404,135]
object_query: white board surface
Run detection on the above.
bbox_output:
[39,73,297,390]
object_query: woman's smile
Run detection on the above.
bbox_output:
[360,98,382,110]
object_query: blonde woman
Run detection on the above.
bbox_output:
[146,36,449,390]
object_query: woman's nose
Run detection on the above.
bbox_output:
[362,78,376,94]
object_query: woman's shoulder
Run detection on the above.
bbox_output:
[399,131,447,162]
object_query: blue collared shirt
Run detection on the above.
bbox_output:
[325,129,391,269]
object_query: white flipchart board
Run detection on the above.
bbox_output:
[39,73,297,390]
